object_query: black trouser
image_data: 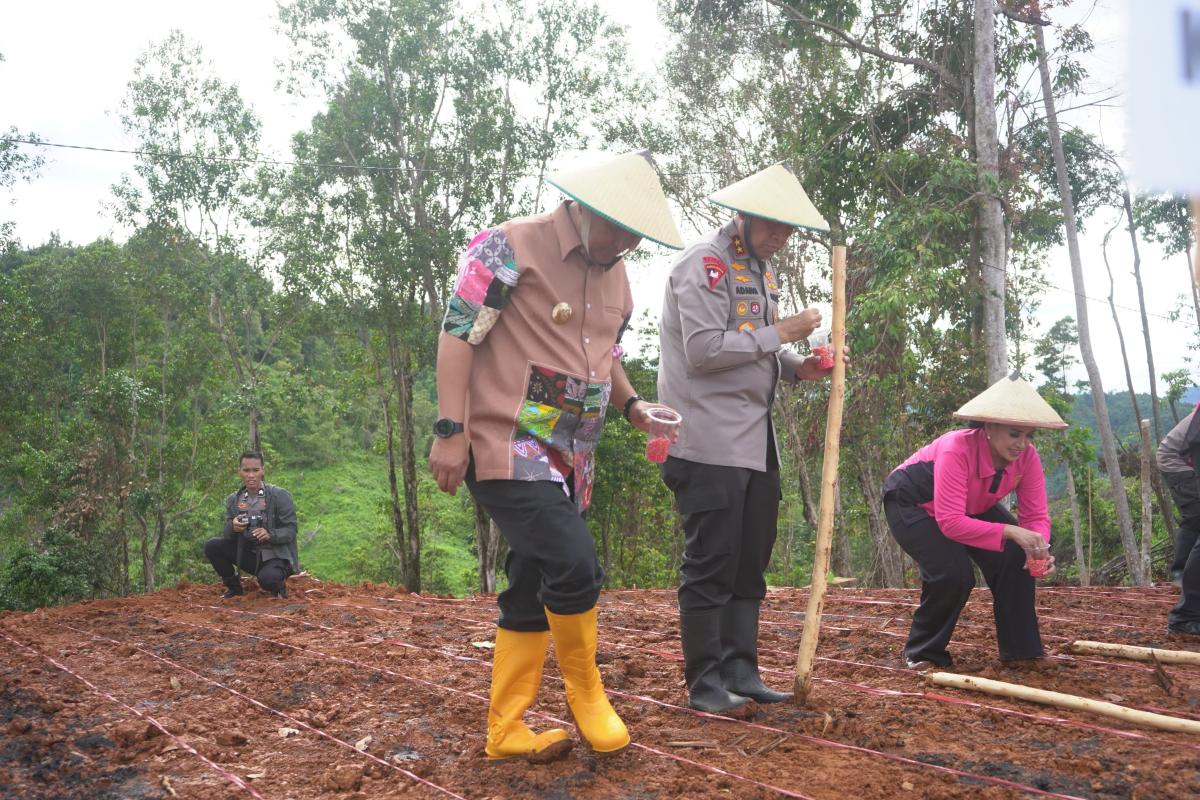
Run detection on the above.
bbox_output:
[1166,470,1200,625]
[1165,470,1200,575]
[203,537,290,593]
[884,498,1042,665]
[466,463,604,632]
[660,456,781,613]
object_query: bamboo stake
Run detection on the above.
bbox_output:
[1066,639,1200,667]
[927,671,1200,734]
[793,244,847,705]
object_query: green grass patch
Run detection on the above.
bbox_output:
[274,452,481,595]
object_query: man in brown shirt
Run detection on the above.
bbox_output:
[429,151,682,761]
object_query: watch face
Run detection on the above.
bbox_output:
[434,418,459,437]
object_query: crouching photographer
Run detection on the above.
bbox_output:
[203,450,299,599]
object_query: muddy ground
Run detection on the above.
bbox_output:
[2,577,1198,799]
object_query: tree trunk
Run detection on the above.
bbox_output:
[1122,190,1164,442]
[474,501,501,593]
[974,0,1008,382]
[1102,227,1144,423]
[390,333,421,592]
[372,335,407,588]
[1117,189,1177,533]
[1065,467,1088,586]
[858,458,904,587]
[1034,24,1143,584]
[1187,246,1200,337]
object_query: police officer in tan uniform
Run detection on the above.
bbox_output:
[657,162,836,713]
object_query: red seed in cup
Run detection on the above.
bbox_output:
[645,436,671,463]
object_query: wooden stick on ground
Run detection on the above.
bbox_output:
[1066,639,1200,667]
[926,671,1200,734]
[793,244,847,705]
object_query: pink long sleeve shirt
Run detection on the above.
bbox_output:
[885,427,1051,552]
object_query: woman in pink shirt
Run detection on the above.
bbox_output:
[882,374,1067,669]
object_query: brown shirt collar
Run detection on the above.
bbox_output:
[553,201,585,263]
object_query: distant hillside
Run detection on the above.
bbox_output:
[1070,390,1194,447]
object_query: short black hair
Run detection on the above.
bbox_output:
[239,450,264,466]
[966,420,985,429]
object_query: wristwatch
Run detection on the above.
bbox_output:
[433,417,465,438]
[622,395,643,422]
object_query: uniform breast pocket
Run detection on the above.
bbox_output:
[729,292,764,331]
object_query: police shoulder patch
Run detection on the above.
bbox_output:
[701,255,728,291]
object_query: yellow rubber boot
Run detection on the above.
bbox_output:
[546,607,630,754]
[485,628,572,762]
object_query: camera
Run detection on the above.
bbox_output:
[240,514,266,545]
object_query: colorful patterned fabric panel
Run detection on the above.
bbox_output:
[511,365,611,511]
[442,228,520,344]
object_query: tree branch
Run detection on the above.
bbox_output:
[996,2,1049,26]
[766,1,962,92]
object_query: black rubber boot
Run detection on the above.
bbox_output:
[720,598,792,703]
[679,610,751,713]
[221,575,245,599]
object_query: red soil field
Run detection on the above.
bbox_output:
[2,576,1197,799]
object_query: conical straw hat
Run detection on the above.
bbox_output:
[952,372,1068,430]
[708,161,830,233]
[547,151,684,250]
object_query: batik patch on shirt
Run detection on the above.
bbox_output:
[702,256,727,291]
[511,365,613,510]
[443,228,520,344]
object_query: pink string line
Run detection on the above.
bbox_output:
[222,598,1096,797]
[134,611,817,799]
[595,593,1160,674]
[55,622,469,800]
[380,595,1200,751]
[0,630,266,799]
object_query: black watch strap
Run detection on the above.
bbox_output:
[433,417,465,438]
[622,395,642,422]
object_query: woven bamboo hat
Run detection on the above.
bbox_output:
[547,151,684,250]
[953,372,1068,430]
[708,161,830,233]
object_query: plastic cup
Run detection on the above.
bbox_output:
[1026,548,1051,578]
[644,407,682,464]
[808,328,834,369]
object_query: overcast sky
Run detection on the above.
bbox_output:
[1,0,1194,395]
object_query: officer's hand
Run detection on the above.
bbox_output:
[628,402,682,442]
[251,527,270,542]
[232,515,248,533]
[774,307,823,344]
[797,345,851,380]
[429,435,470,496]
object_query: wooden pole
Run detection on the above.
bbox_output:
[1066,639,1200,667]
[1138,419,1152,581]
[926,671,1200,734]
[793,244,847,705]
